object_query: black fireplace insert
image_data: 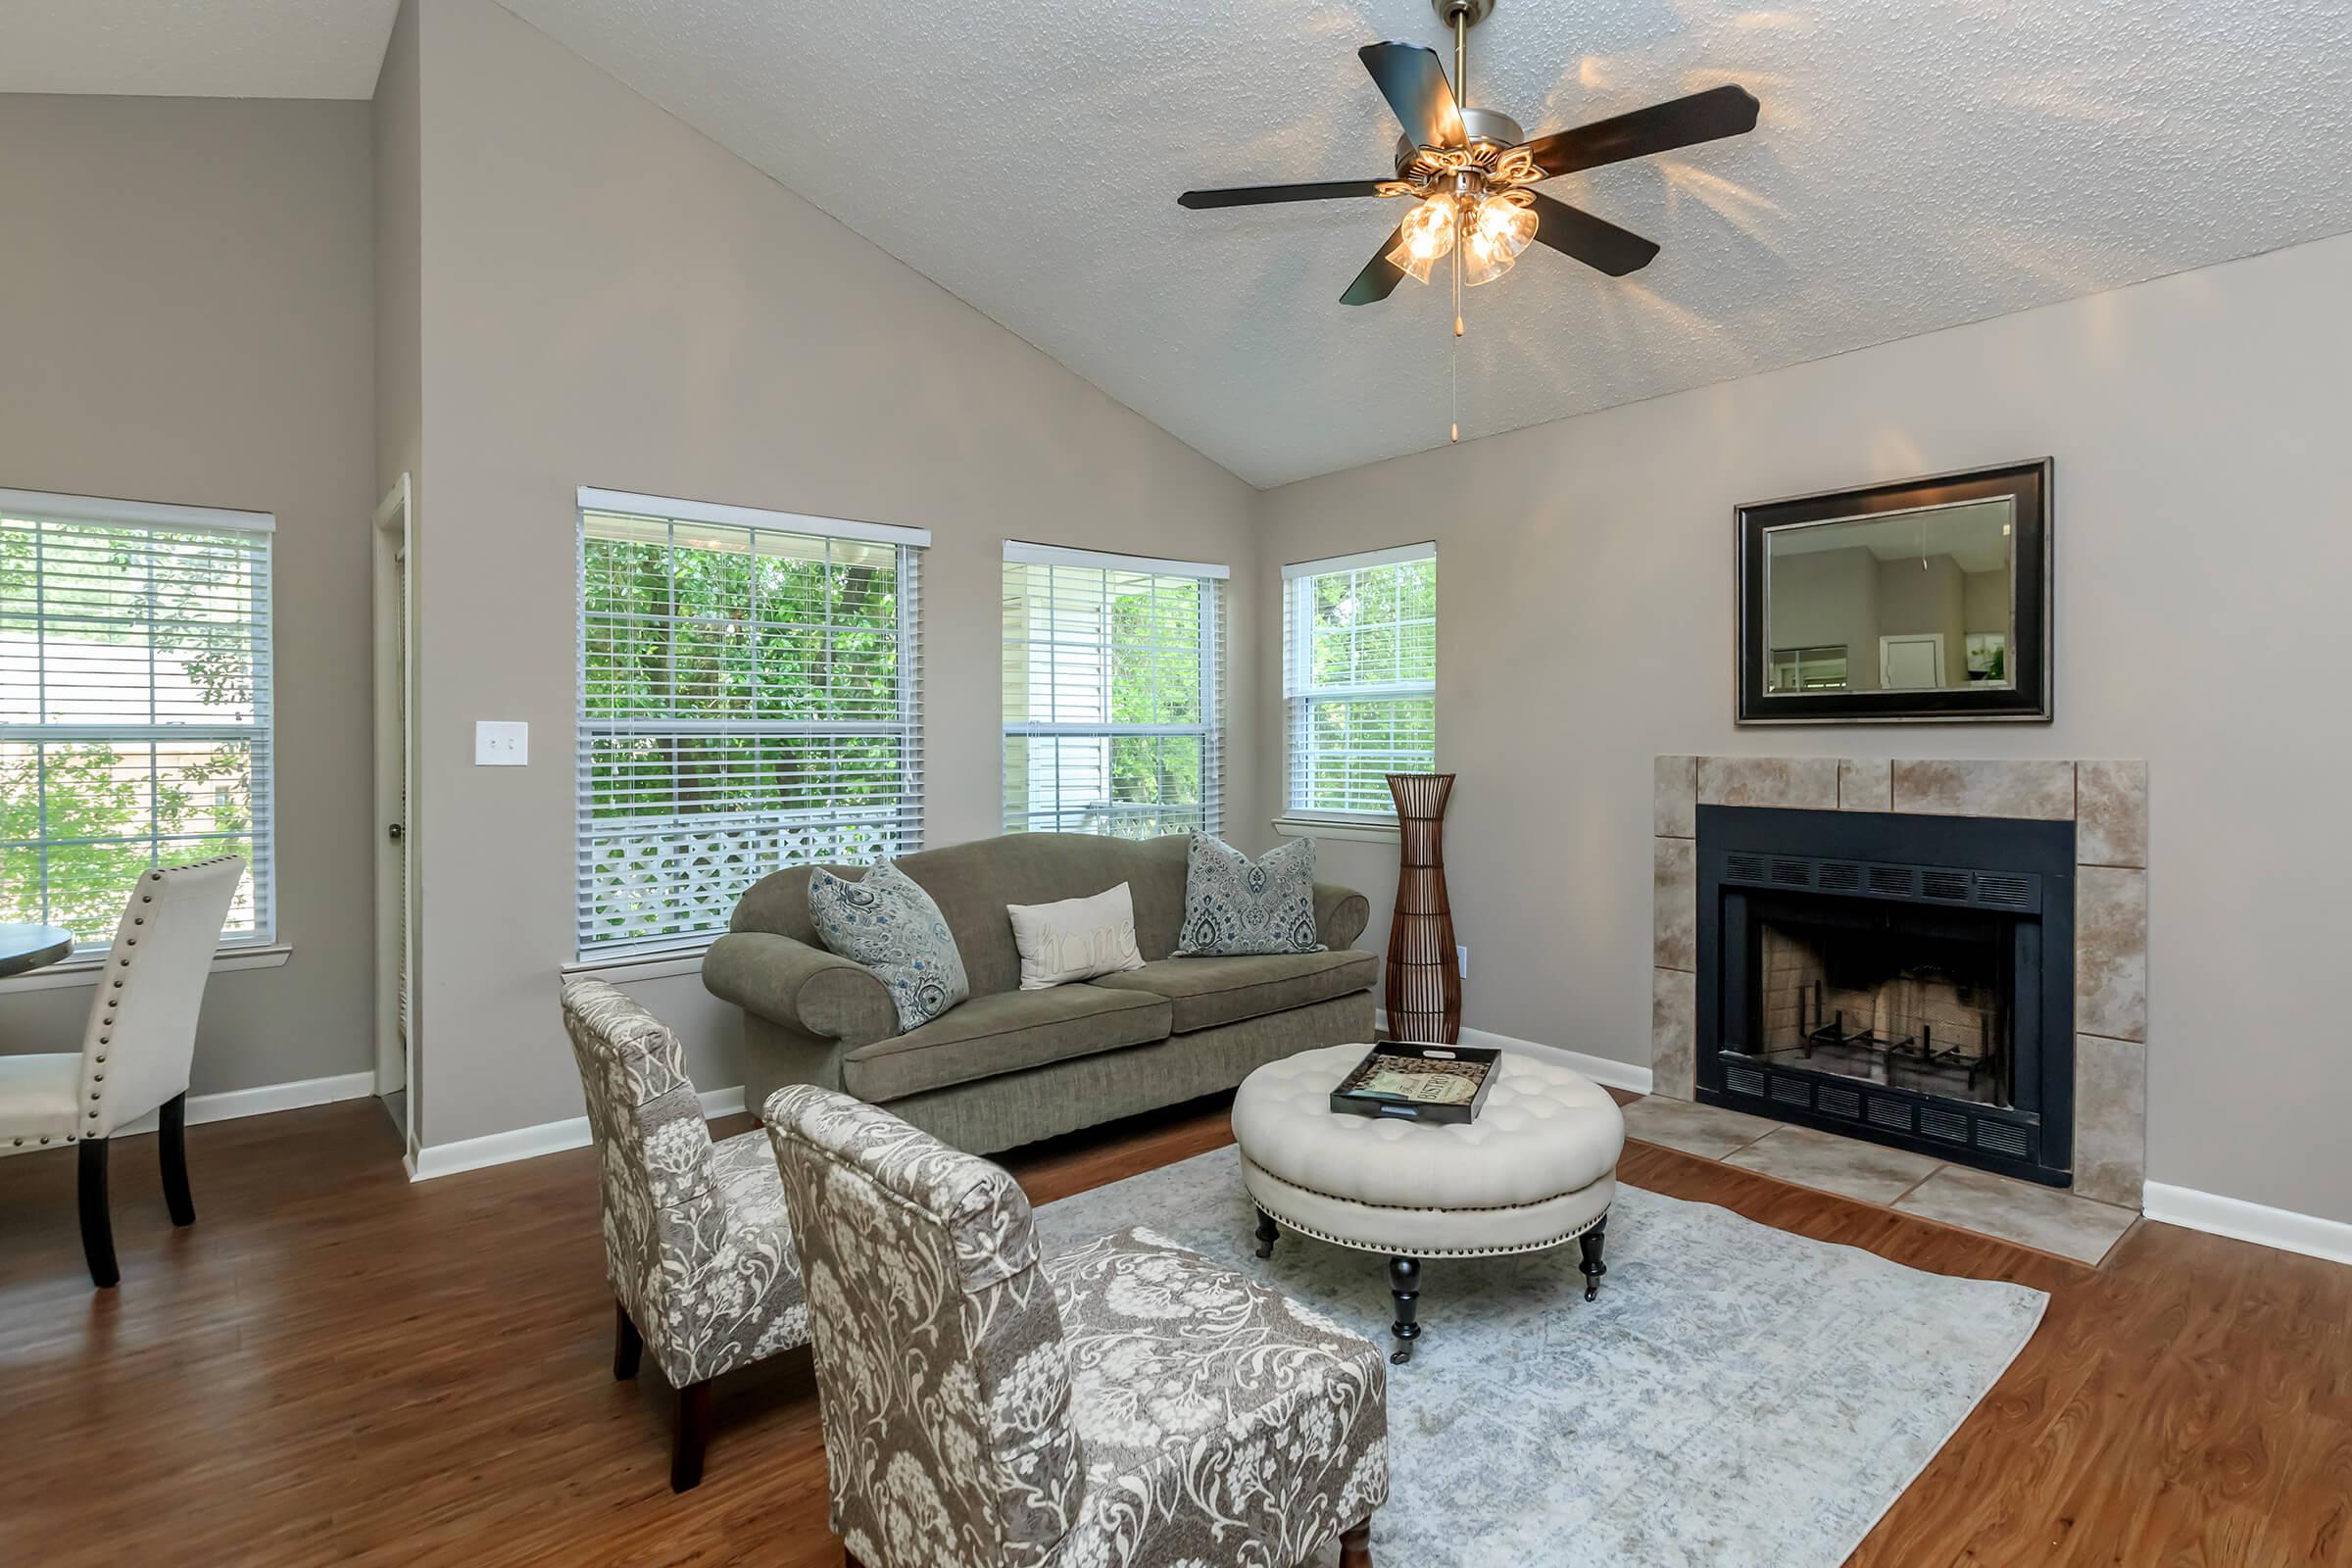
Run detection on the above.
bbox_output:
[1695,806,2076,1186]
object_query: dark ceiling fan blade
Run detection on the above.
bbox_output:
[1519,83,1760,178]
[1526,192,1660,276]
[1359,41,1464,150]
[1341,222,1410,306]
[1178,180,1392,209]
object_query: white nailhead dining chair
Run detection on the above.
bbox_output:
[0,857,244,1288]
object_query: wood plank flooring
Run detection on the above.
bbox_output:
[1,1095,2344,1566]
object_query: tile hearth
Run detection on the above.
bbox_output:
[1622,1095,2137,1265]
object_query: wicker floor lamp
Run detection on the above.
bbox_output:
[1384,772,1461,1045]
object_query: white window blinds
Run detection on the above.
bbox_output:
[1002,542,1227,839]
[1282,542,1437,818]
[576,490,926,959]
[0,489,275,951]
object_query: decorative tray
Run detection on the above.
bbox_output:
[1330,1044,1501,1126]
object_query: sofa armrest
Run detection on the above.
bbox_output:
[702,931,898,1047]
[1314,882,1371,951]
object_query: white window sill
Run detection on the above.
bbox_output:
[1273,814,1400,846]
[0,943,293,996]
[562,945,710,984]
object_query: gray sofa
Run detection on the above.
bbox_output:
[703,833,1377,1154]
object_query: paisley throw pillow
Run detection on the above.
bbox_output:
[806,859,970,1032]
[1175,834,1325,957]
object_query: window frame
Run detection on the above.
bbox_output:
[572,486,928,963]
[0,486,277,956]
[1280,541,1438,830]
[1000,541,1229,841]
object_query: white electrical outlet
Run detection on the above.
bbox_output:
[474,720,528,765]
[1456,944,1469,978]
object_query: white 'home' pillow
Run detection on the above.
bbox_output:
[1006,883,1146,990]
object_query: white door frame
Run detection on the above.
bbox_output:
[370,475,416,1151]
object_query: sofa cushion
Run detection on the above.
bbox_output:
[1086,949,1378,1034]
[842,984,1171,1104]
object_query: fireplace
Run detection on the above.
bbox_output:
[1695,805,2076,1186]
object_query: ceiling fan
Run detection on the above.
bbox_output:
[1178,0,1759,318]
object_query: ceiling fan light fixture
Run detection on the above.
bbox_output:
[1459,231,1516,286]
[1475,192,1538,257]
[1460,192,1535,286]
[1386,240,1440,285]
[1394,196,1458,274]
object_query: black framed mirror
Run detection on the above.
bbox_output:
[1737,459,2052,724]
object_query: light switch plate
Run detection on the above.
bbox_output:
[474,720,528,766]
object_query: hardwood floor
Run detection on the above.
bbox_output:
[1,1095,2344,1566]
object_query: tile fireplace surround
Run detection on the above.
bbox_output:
[1652,756,2148,1209]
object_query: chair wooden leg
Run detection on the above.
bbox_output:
[1340,1519,1374,1567]
[844,1553,868,1568]
[159,1093,195,1228]
[613,1300,645,1381]
[78,1137,121,1289]
[670,1380,712,1493]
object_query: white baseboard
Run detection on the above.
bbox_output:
[2141,1181,2352,1268]
[409,1086,746,1183]
[1372,1010,1653,1097]
[1,1069,377,1155]
[1458,1027,1655,1097]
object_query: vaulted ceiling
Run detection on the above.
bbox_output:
[12,1,2352,487]
[492,0,2352,486]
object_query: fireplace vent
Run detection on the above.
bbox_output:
[1920,869,1972,902]
[1920,1106,1970,1144]
[1817,1085,1862,1119]
[1976,873,2033,908]
[1867,1099,1913,1132]
[1975,1120,2031,1159]
[1718,853,2044,914]
[1725,1062,1766,1098]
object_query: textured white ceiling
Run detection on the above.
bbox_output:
[0,1,399,99]
[496,0,2352,485]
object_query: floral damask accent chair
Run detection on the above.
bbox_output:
[763,1084,1389,1568]
[559,979,809,1491]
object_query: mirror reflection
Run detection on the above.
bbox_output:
[1763,500,2015,695]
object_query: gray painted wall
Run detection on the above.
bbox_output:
[401,0,1264,1147]
[0,95,378,1100]
[1257,229,2352,1224]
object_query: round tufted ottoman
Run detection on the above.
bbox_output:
[1232,1043,1626,1363]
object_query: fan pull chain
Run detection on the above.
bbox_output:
[1450,328,1459,443]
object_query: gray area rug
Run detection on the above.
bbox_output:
[1036,1149,2046,1568]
